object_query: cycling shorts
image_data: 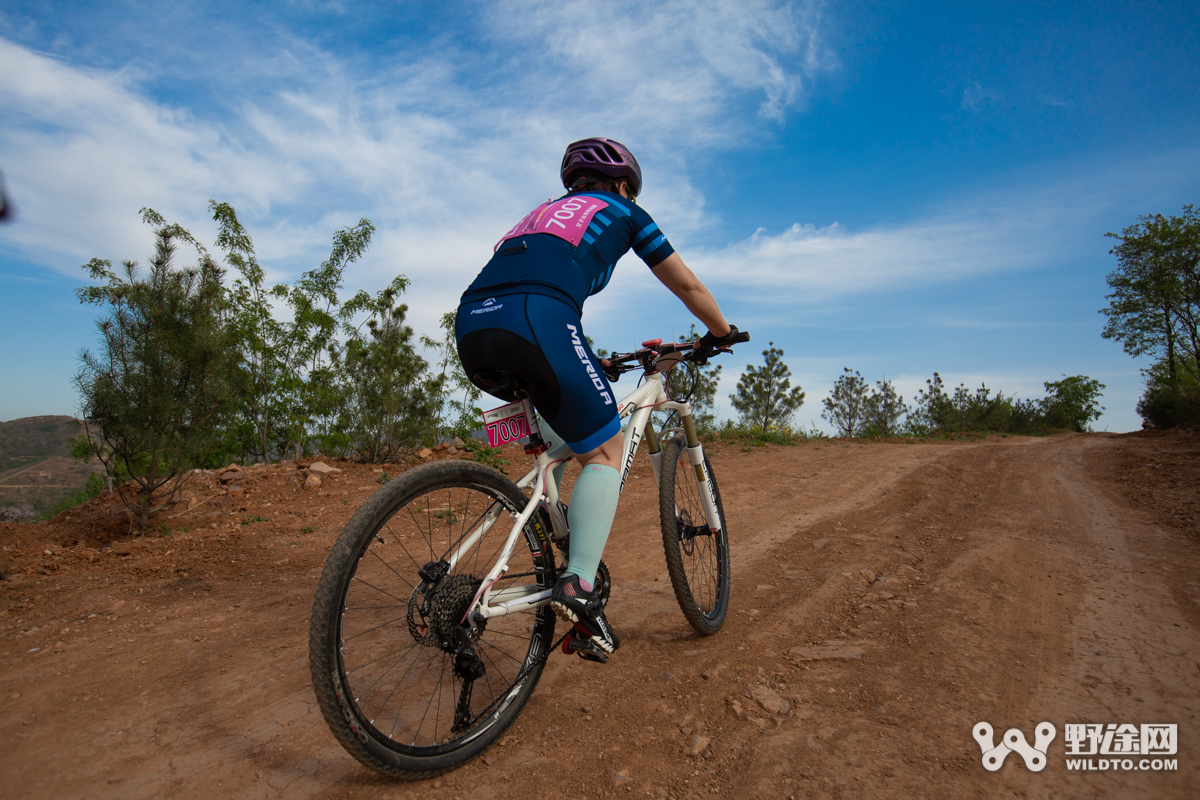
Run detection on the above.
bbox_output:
[455,293,621,454]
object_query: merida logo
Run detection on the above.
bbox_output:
[470,298,503,315]
[565,324,612,405]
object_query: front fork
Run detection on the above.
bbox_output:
[651,411,722,534]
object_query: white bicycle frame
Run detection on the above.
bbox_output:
[452,367,723,622]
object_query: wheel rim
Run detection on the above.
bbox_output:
[335,482,550,753]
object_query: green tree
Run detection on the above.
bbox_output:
[864,378,909,437]
[74,208,232,530]
[821,368,870,437]
[1041,375,1105,432]
[1102,205,1200,389]
[211,201,375,461]
[334,279,443,461]
[730,342,805,432]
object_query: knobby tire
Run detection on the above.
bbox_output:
[309,460,556,778]
[658,437,731,635]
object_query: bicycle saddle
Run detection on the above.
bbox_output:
[472,370,531,400]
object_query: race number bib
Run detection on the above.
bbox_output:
[482,399,540,448]
[495,195,610,250]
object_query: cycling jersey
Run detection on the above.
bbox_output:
[457,190,675,452]
[460,190,675,316]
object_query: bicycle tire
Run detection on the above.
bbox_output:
[658,436,731,635]
[309,459,556,778]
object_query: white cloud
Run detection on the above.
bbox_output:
[0,2,831,291]
[0,3,835,343]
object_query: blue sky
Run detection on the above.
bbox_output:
[2,1,1198,433]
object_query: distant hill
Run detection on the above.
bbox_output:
[0,416,99,515]
[0,415,78,472]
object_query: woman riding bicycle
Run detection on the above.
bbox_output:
[456,137,738,658]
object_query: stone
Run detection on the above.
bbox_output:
[687,735,710,756]
[786,644,864,662]
[520,757,548,769]
[729,700,748,720]
[610,769,631,787]
[227,486,245,498]
[750,717,769,731]
[749,685,791,716]
[214,494,234,509]
[813,538,831,549]
[445,446,459,455]
[452,437,465,448]
[658,672,682,684]
[308,461,342,476]
[304,474,322,490]
[419,448,434,459]
[859,570,876,582]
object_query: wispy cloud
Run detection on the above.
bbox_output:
[0,0,834,327]
[961,80,998,110]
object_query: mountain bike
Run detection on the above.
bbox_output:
[308,330,750,778]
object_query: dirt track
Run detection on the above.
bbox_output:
[2,431,1198,799]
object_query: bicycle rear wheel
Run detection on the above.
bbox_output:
[658,436,731,635]
[309,460,556,778]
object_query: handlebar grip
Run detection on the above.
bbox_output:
[731,330,751,344]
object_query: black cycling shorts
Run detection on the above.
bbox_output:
[455,292,621,453]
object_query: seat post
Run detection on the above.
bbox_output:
[524,431,548,455]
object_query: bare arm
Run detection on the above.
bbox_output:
[650,253,731,337]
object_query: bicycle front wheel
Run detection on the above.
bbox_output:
[658,436,731,635]
[309,460,556,778]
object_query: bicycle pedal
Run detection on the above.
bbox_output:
[563,632,610,664]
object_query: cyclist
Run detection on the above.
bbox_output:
[456,137,738,660]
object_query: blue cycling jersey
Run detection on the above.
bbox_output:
[461,190,675,315]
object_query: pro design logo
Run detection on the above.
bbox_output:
[974,722,1056,772]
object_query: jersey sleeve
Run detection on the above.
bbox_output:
[628,204,675,267]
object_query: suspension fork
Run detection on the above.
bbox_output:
[679,412,723,533]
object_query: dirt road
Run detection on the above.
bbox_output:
[1,432,1198,799]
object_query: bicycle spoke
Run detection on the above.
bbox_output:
[342,611,408,642]
[345,640,422,676]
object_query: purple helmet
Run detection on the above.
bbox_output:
[560,137,642,197]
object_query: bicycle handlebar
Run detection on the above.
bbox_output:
[603,329,751,379]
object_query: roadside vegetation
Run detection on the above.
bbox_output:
[65,200,1181,528]
[1101,204,1199,430]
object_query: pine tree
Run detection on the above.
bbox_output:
[864,379,909,437]
[74,209,232,529]
[729,342,805,432]
[821,368,870,437]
